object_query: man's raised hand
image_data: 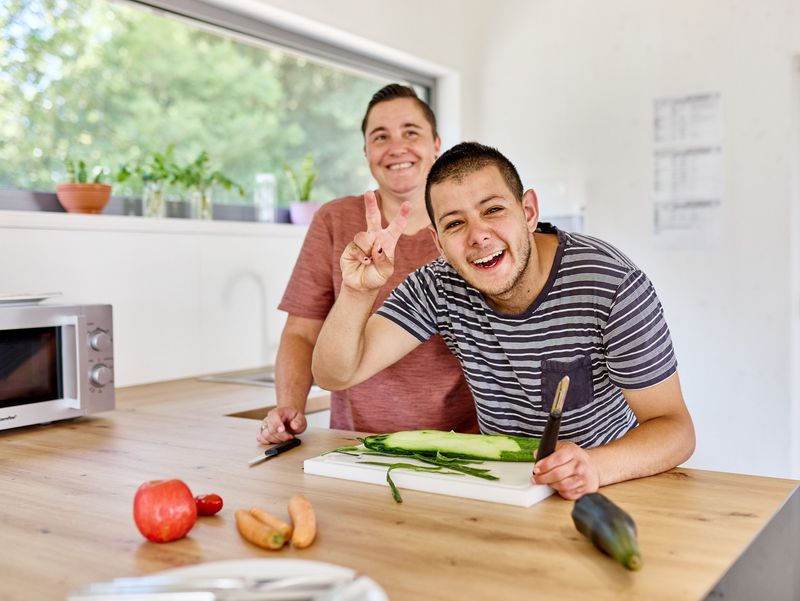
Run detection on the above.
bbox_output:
[340,190,410,292]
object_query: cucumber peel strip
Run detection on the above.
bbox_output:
[325,444,501,503]
[358,460,465,503]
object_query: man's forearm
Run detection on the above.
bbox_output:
[588,413,696,486]
[274,332,315,412]
[312,286,378,390]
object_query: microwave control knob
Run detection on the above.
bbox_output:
[90,365,113,387]
[89,331,112,351]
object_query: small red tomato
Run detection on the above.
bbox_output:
[195,493,224,516]
[133,479,197,543]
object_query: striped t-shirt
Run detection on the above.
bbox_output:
[377,224,677,448]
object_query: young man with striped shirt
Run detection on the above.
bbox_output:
[312,142,695,500]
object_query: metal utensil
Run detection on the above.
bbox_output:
[68,573,354,601]
[248,437,302,466]
[68,591,346,601]
[310,576,374,601]
[535,375,570,462]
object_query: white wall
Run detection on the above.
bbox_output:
[0,213,305,386]
[474,0,800,478]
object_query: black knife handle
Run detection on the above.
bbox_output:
[272,437,301,455]
[536,413,562,462]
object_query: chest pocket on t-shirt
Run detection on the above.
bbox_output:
[540,356,593,413]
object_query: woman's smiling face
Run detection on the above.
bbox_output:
[363,97,440,200]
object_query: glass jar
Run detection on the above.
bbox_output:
[189,187,213,220]
[142,180,166,218]
[254,173,277,222]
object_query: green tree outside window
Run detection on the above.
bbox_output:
[0,0,386,208]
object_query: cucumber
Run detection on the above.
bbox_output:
[571,492,643,571]
[360,430,539,461]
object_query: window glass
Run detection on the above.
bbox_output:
[0,0,407,206]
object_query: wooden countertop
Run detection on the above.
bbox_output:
[0,378,796,601]
[114,376,331,420]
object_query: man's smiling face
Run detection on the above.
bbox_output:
[430,165,540,306]
[364,97,440,199]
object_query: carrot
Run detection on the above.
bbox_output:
[234,509,285,550]
[250,506,293,540]
[288,494,316,549]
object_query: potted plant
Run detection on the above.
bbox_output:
[176,151,244,220]
[283,153,319,224]
[117,145,179,218]
[56,159,112,214]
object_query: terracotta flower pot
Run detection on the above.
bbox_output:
[56,183,112,214]
[289,201,320,225]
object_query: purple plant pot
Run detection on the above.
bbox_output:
[289,201,320,225]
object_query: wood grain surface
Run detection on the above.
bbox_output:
[0,378,796,601]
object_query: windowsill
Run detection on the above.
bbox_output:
[0,189,308,236]
[0,209,308,237]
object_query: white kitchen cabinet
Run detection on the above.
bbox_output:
[0,211,308,386]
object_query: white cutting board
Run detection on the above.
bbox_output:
[303,451,554,507]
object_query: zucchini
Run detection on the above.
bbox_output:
[571,492,643,571]
[360,430,539,462]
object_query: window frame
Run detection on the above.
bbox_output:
[135,0,437,100]
[1,0,457,220]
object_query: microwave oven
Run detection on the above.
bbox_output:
[0,302,114,430]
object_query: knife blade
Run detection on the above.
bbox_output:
[535,375,570,462]
[248,437,301,466]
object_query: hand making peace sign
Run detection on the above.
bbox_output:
[340,190,411,292]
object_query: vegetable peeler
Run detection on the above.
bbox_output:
[535,375,570,462]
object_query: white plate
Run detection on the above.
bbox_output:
[155,559,388,600]
[0,291,62,305]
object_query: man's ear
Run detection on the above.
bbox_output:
[428,224,448,262]
[522,189,540,233]
[433,136,442,159]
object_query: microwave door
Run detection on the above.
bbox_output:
[0,326,62,408]
[59,315,85,408]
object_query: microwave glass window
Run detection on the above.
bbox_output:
[0,327,63,407]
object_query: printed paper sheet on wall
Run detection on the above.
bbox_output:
[653,93,722,248]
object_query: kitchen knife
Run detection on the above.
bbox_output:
[535,375,570,463]
[248,437,301,466]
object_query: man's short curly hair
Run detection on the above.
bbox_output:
[425,142,523,227]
